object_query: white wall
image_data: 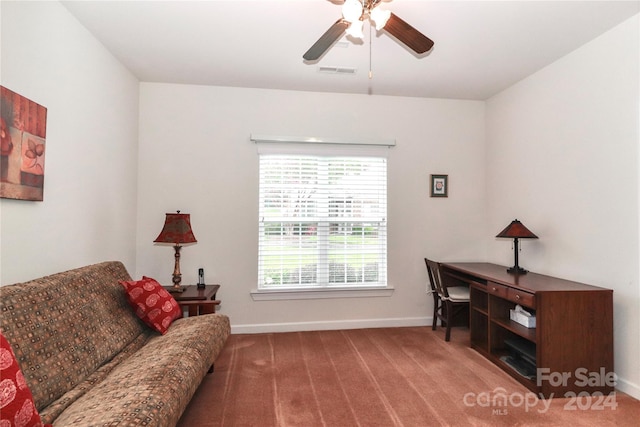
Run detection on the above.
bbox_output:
[486,15,640,399]
[0,1,140,284]
[136,84,486,331]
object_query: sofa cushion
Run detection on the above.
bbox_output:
[0,262,148,412]
[37,332,151,425]
[119,276,182,334]
[49,314,231,427]
[0,332,52,427]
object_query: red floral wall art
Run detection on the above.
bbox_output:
[1,86,48,201]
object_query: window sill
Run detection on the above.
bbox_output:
[250,286,394,301]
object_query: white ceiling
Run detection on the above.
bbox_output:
[61,0,639,100]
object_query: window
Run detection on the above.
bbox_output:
[258,154,387,291]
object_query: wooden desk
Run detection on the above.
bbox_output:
[165,285,220,316]
[440,262,613,397]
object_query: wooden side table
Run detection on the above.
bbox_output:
[164,284,221,316]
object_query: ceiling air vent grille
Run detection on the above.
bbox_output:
[318,66,357,75]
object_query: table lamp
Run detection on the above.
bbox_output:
[154,211,197,292]
[496,219,538,274]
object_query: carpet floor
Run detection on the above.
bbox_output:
[177,326,640,426]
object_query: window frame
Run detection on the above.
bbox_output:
[252,142,393,300]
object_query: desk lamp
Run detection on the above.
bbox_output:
[154,211,197,292]
[496,219,538,274]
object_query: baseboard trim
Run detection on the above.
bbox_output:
[230,316,430,334]
[616,377,640,400]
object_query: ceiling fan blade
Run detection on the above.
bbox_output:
[303,19,349,61]
[383,12,434,54]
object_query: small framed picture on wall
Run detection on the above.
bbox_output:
[430,174,448,197]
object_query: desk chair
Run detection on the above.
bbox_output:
[425,258,470,341]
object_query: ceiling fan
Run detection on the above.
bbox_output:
[303,0,434,61]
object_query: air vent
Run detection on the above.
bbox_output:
[317,66,357,75]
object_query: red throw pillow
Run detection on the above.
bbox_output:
[119,276,182,334]
[0,332,52,427]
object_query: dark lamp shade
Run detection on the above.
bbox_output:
[496,219,538,239]
[154,212,197,244]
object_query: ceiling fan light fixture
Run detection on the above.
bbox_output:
[342,0,363,23]
[302,0,434,60]
[345,20,364,39]
[370,7,391,30]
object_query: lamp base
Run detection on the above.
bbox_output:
[168,285,186,293]
[507,266,528,275]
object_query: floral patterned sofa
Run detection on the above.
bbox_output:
[0,261,230,427]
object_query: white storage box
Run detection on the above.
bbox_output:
[510,308,536,328]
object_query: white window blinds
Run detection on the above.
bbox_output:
[258,154,387,289]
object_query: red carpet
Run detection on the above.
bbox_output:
[177,327,640,426]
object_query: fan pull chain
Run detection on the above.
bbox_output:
[369,22,373,79]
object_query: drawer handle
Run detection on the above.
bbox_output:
[492,287,497,292]
[515,294,520,300]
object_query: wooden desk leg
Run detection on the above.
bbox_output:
[188,305,198,317]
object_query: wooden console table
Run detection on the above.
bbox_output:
[164,284,220,316]
[440,262,613,397]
